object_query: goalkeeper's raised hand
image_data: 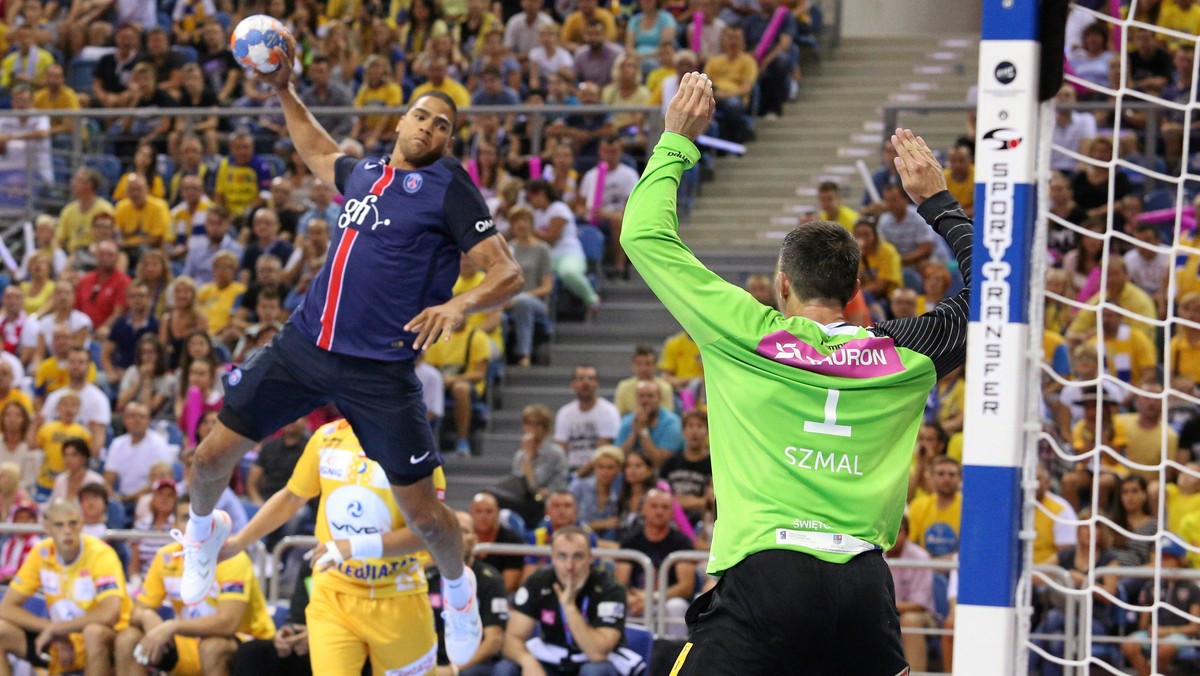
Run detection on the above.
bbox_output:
[665,72,716,141]
[891,127,948,206]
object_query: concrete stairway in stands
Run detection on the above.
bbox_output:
[441,34,981,509]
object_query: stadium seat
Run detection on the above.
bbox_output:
[932,573,950,620]
[172,45,199,64]
[157,605,175,621]
[67,58,98,93]
[215,12,232,30]
[83,154,123,196]
[624,624,654,665]
[260,153,288,178]
[1143,188,1175,213]
[22,595,47,618]
[271,603,290,629]
[578,224,605,283]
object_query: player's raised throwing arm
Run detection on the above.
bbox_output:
[260,36,341,187]
[873,129,974,378]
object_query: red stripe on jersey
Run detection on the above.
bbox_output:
[370,165,395,195]
[316,164,394,350]
[316,228,359,349]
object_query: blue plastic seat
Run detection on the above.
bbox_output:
[624,624,654,666]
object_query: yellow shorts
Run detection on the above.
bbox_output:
[168,635,239,676]
[307,583,437,676]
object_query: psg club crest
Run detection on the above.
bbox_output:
[403,173,423,194]
[228,368,242,386]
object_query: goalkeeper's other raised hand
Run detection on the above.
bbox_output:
[891,127,948,206]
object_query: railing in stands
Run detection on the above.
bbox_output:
[0,103,664,229]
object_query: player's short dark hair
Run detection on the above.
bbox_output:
[682,409,707,428]
[779,221,860,307]
[525,179,558,202]
[551,525,591,549]
[310,55,331,67]
[410,90,459,130]
[633,344,657,358]
[62,437,91,459]
[882,182,905,196]
[817,181,839,194]
[79,482,108,503]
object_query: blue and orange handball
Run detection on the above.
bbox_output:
[230,15,292,74]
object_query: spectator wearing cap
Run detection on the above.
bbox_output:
[103,402,176,507]
[50,437,105,503]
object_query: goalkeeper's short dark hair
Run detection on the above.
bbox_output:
[778,221,860,307]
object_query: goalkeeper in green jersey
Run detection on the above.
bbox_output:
[623,73,973,675]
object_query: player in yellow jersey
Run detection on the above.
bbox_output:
[115,495,275,676]
[221,419,444,676]
[0,499,131,676]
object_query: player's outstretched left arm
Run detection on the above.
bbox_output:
[622,73,776,348]
[258,36,341,187]
[406,236,523,351]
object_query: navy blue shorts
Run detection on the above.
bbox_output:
[219,324,441,485]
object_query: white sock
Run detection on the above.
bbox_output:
[443,573,472,608]
[188,509,213,540]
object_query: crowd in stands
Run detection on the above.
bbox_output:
[0,0,830,672]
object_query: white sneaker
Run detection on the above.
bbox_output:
[442,566,483,665]
[171,509,231,605]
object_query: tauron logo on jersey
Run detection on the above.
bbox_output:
[403,173,423,193]
[757,330,905,378]
[338,194,392,231]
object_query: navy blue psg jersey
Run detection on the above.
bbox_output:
[290,154,498,361]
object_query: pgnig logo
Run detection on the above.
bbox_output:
[994,61,1016,85]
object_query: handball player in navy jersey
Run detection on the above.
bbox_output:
[175,32,522,664]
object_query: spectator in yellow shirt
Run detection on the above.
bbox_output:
[351,55,405,154]
[561,0,618,49]
[943,145,974,217]
[0,24,54,90]
[410,56,472,111]
[659,330,702,390]
[423,318,491,456]
[113,174,171,257]
[1066,257,1157,344]
[1086,307,1157,386]
[1173,292,1200,383]
[58,168,114,254]
[32,65,83,140]
[1157,0,1200,48]
[197,251,246,335]
[855,218,902,302]
[0,499,130,675]
[35,398,91,501]
[112,142,167,201]
[705,25,758,144]
[814,181,859,231]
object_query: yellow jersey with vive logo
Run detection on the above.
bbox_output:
[287,419,446,599]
